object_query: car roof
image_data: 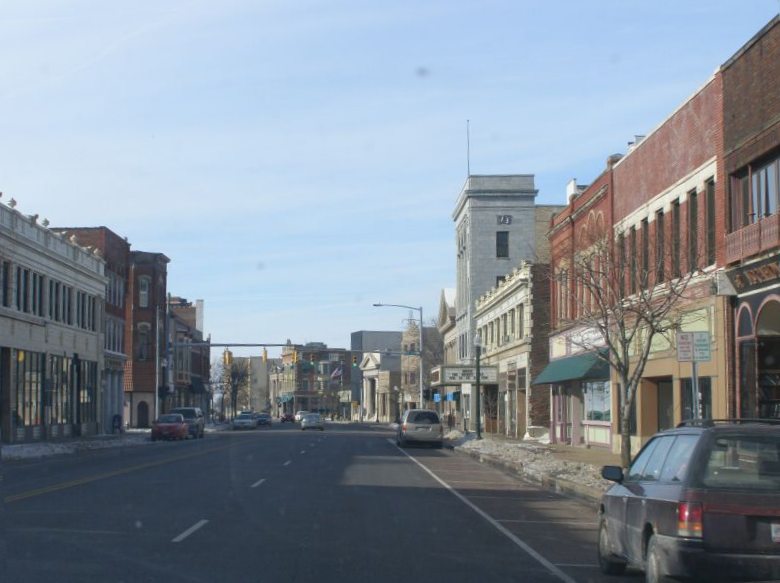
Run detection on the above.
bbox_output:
[654,419,780,438]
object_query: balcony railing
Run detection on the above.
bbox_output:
[726,213,780,264]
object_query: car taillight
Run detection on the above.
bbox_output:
[677,502,703,538]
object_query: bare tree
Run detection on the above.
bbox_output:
[224,358,250,420]
[556,219,704,467]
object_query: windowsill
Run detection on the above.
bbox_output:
[583,419,611,426]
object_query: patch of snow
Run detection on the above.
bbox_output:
[2,434,152,461]
[457,438,609,493]
[444,429,464,441]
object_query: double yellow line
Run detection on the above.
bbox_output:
[5,443,235,504]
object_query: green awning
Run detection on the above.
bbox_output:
[531,350,609,385]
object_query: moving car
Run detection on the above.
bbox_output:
[255,412,272,427]
[397,409,443,448]
[232,411,258,430]
[279,413,294,423]
[168,407,205,439]
[151,413,188,441]
[300,413,324,431]
[598,419,780,583]
[294,410,310,422]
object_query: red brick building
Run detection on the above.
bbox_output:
[722,16,780,421]
[124,251,169,427]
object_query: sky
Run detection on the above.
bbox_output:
[1,1,778,358]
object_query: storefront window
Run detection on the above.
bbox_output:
[584,380,610,421]
[681,377,712,420]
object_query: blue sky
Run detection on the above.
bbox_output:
[1,1,777,357]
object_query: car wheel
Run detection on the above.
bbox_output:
[645,534,671,583]
[597,520,627,575]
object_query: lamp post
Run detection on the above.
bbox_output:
[373,303,424,409]
[474,332,482,440]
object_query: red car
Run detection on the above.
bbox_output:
[151,413,189,441]
[280,413,294,423]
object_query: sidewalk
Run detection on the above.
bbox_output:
[1,422,232,461]
[446,430,620,504]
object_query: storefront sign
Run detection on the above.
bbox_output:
[430,365,498,385]
[727,255,780,294]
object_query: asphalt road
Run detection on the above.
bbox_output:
[3,423,641,583]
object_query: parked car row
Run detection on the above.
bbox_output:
[152,407,205,441]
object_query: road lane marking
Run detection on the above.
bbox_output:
[5,443,237,504]
[172,519,208,543]
[388,438,576,583]
[498,519,597,525]
[300,450,306,454]
[283,460,291,466]
[250,478,266,488]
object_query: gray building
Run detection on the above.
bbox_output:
[452,175,562,427]
[248,356,270,412]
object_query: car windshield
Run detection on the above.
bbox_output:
[157,415,182,424]
[701,434,780,491]
[5,5,780,582]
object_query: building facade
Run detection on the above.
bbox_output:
[1,203,105,442]
[168,297,210,414]
[359,352,401,422]
[350,331,402,420]
[475,262,551,440]
[124,251,169,428]
[722,16,780,421]
[248,355,271,413]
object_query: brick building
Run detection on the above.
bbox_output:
[722,16,780,421]
[124,251,169,427]
[168,297,210,414]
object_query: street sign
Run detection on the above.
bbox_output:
[677,332,711,362]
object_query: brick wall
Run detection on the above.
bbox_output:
[528,264,551,427]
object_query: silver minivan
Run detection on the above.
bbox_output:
[397,409,443,448]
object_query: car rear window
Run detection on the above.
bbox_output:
[171,409,195,419]
[158,414,182,423]
[701,434,780,491]
[408,412,440,424]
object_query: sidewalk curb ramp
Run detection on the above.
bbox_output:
[454,447,604,507]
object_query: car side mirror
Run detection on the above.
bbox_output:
[601,465,624,483]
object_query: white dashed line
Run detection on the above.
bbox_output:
[300,450,306,454]
[387,438,576,583]
[250,478,266,488]
[172,519,208,543]
[283,460,291,466]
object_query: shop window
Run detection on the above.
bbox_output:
[584,380,611,421]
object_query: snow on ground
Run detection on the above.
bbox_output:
[456,437,610,493]
[2,433,151,461]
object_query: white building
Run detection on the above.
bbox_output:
[0,200,105,443]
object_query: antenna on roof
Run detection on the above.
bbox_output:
[466,119,471,177]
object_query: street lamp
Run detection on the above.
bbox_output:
[474,332,482,440]
[373,303,424,409]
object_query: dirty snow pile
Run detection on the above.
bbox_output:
[2,434,151,461]
[444,429,465,440]
[457,438,610,493]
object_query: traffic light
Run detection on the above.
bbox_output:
[262,348,268,363]
[292,351,298,364]
[223,350,233,366]
[352,355,358,367]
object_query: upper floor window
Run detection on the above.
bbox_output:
[496,231,509,258]
[730,154,779,230]
[705,179,716,266]
[139,276,151,308]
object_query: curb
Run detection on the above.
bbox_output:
[453,446,605,506]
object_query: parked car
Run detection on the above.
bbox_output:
[280,413,294,423]
[598,419,780,583]
[151,413,188,441]
[168,407,205,438]
[300,413,324,431]
[232,411,258,430]
[294,410,310,422]
[255,412,272,427]
[397,409,443,448]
